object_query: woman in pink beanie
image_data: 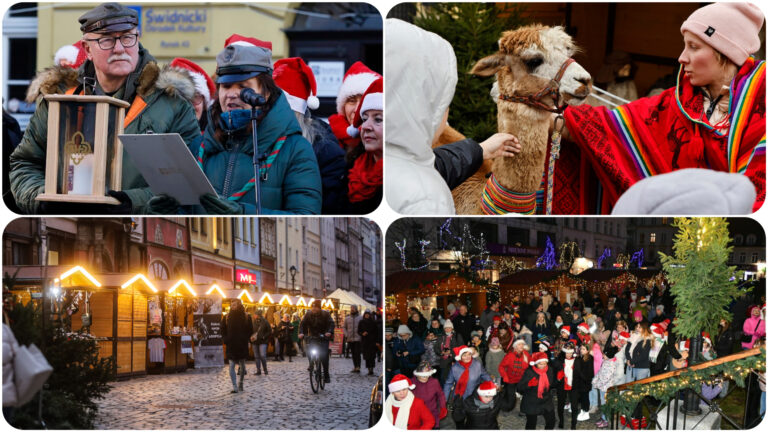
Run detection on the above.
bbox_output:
[557,2,766,214]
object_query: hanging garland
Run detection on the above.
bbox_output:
[604,348,766,418]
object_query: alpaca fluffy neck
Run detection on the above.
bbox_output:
[491,102,551,193]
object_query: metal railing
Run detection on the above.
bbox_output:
[606,347,764,430]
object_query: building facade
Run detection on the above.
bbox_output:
[303,218,322,298]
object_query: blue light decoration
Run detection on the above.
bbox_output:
[630,248,644,268]
[598,247,612,268]
[536,236,557,270]
[395,238,431,270]
[438,218,453,249]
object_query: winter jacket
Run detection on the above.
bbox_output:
[626,339,653,369]
[650,341,680,375]
[433,139,485,190]
[715,325,736,357]
[572,355,594,393]
[422,338,442,367]
[479,308,501,333]
[385,19,455,214]
[3,324,19,407]
[499,350,529,384]
[224,310,253,360]
[3,110,23,214]
[484,348,506,380]
[299,310,335,338]
[393,336,425,370]
[250,316,272,345]
[197,93,322,214]
[453,313,476,346]
[562,58,765,214]
[412,377,446,426]
[10,46,203,214]
[453,393,503,429]
[517,366,558,415]
[344,313,364,343]
[742,316,765,349]
[407,317,428,340]
[443,359,492,400]
[358,316,379,359]
[309,118,349,214]
[385,393,435,430]
[275,320,293,343]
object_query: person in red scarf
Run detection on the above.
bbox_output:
[498,338,529,412]
[518,351,559,430]
[329,61,381,152]
[443,345,492,425]
[557,3,765,214]
[346,77,383,213]
[384,374,435,430]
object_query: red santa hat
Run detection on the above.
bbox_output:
[169,58,216,106]
[388,374,415,393]
[618,331,631,341]
[560,326,571,336]
[224,34,273,51]
[678,340,690,352]
[346,77,383,137]
[512,338,526,349]
[702,331,712,346]
[577,322,590,334]
[273,57,320,114]
[651,323,664,337]
[336,61,380,115]
[477,381,497,397]
[530,351,549,366]
[454,345,473,361]
[55,42,87,69]
[493,315,502,322]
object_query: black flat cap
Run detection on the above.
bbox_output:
[79,3,138,34]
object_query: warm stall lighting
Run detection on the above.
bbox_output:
[205,284,226,298]
[258,293,274,304]
[296,296,308,307]
[169,280,197,296]
[238,290,254,303]
[60,266,102,287]
[279,295,293,306]
[121,274,158,292]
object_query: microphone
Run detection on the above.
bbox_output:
[240,88,267,107]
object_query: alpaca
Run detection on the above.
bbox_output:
[450,25,592,214]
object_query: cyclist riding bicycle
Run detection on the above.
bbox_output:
[299,301,335,383]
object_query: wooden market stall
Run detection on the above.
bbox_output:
[496,270,585,306]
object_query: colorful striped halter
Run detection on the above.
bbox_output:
[481,173,536,215]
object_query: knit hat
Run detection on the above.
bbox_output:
[477,381,497,397]
[748,305,761,316]
[385,326,394,335]
[224,33,273,51]
[633,310,643,320]
[680,2,764,66]
[397,324,412,336]
[388,374,415,392]
[454,345,473,361]
[346,76,383,137]
[560,326,571,336]
[530,351,549,366]
[618,331,631,341]
[443,319,454,329]
[54,43,87,69]
[169,58,215,106]
[702,331,712,346]
[538,337,551,352]
[489,337,501,348]
[562,341,576,354]
[577,322,590,334]
[336,61,381,115]
[413,361,437,377]
[273,57,320,114]
[659,319,671,332]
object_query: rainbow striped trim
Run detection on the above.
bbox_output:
[607,105,654,178]
[727,61,765,173]
[481,173,536,215]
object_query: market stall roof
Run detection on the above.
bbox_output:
[495,269,567,285]
[385,270,453,294]
[575,269,663,282]
[327,288,375,311]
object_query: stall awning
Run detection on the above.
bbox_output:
[327,288,375,311]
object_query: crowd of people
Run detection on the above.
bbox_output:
[222,300,381,393]
[6,2,383,215]
[384,283,766,429]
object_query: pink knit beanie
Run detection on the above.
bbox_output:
[680,2,765,66]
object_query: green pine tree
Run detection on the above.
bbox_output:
[6,301,115,429]
[659,218,742,340]
[413,3,528,140]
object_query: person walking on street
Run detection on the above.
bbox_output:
[223,300,252,393]
[276,313,294,362]
[250,310,272,375]
[359,310,379,375]
[345,305,365,373]
[518,352,558,430]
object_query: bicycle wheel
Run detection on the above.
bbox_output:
[316,359,325,390]
[309,358,319,393]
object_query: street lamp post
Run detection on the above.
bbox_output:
[290,265,298,296]
[324,276,329,298]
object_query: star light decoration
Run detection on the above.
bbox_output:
[598,247,612,268]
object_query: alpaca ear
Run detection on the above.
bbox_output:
[470,53,507,77]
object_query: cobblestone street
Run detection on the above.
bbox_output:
[438,400,601,430]
[95,356,382,429]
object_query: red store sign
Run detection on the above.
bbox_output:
[236,269,260,285]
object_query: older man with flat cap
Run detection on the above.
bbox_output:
[10,2,202,214]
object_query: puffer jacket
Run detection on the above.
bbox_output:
[385,18,456,214]
[197,92,321,214]
[344,312,364,343]
[443,359,492,400]
[10,45,202,214]
[310,118,349,214]
[453,393,503,429]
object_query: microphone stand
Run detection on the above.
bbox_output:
[250,106,262,215]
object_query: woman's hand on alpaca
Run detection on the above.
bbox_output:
[480,133,521,160]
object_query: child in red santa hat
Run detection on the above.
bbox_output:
[385,374,435,430]
[452,380,503,429]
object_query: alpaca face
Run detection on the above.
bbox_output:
[471,25,592,108]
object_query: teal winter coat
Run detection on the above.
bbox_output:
[196,93,322,214]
